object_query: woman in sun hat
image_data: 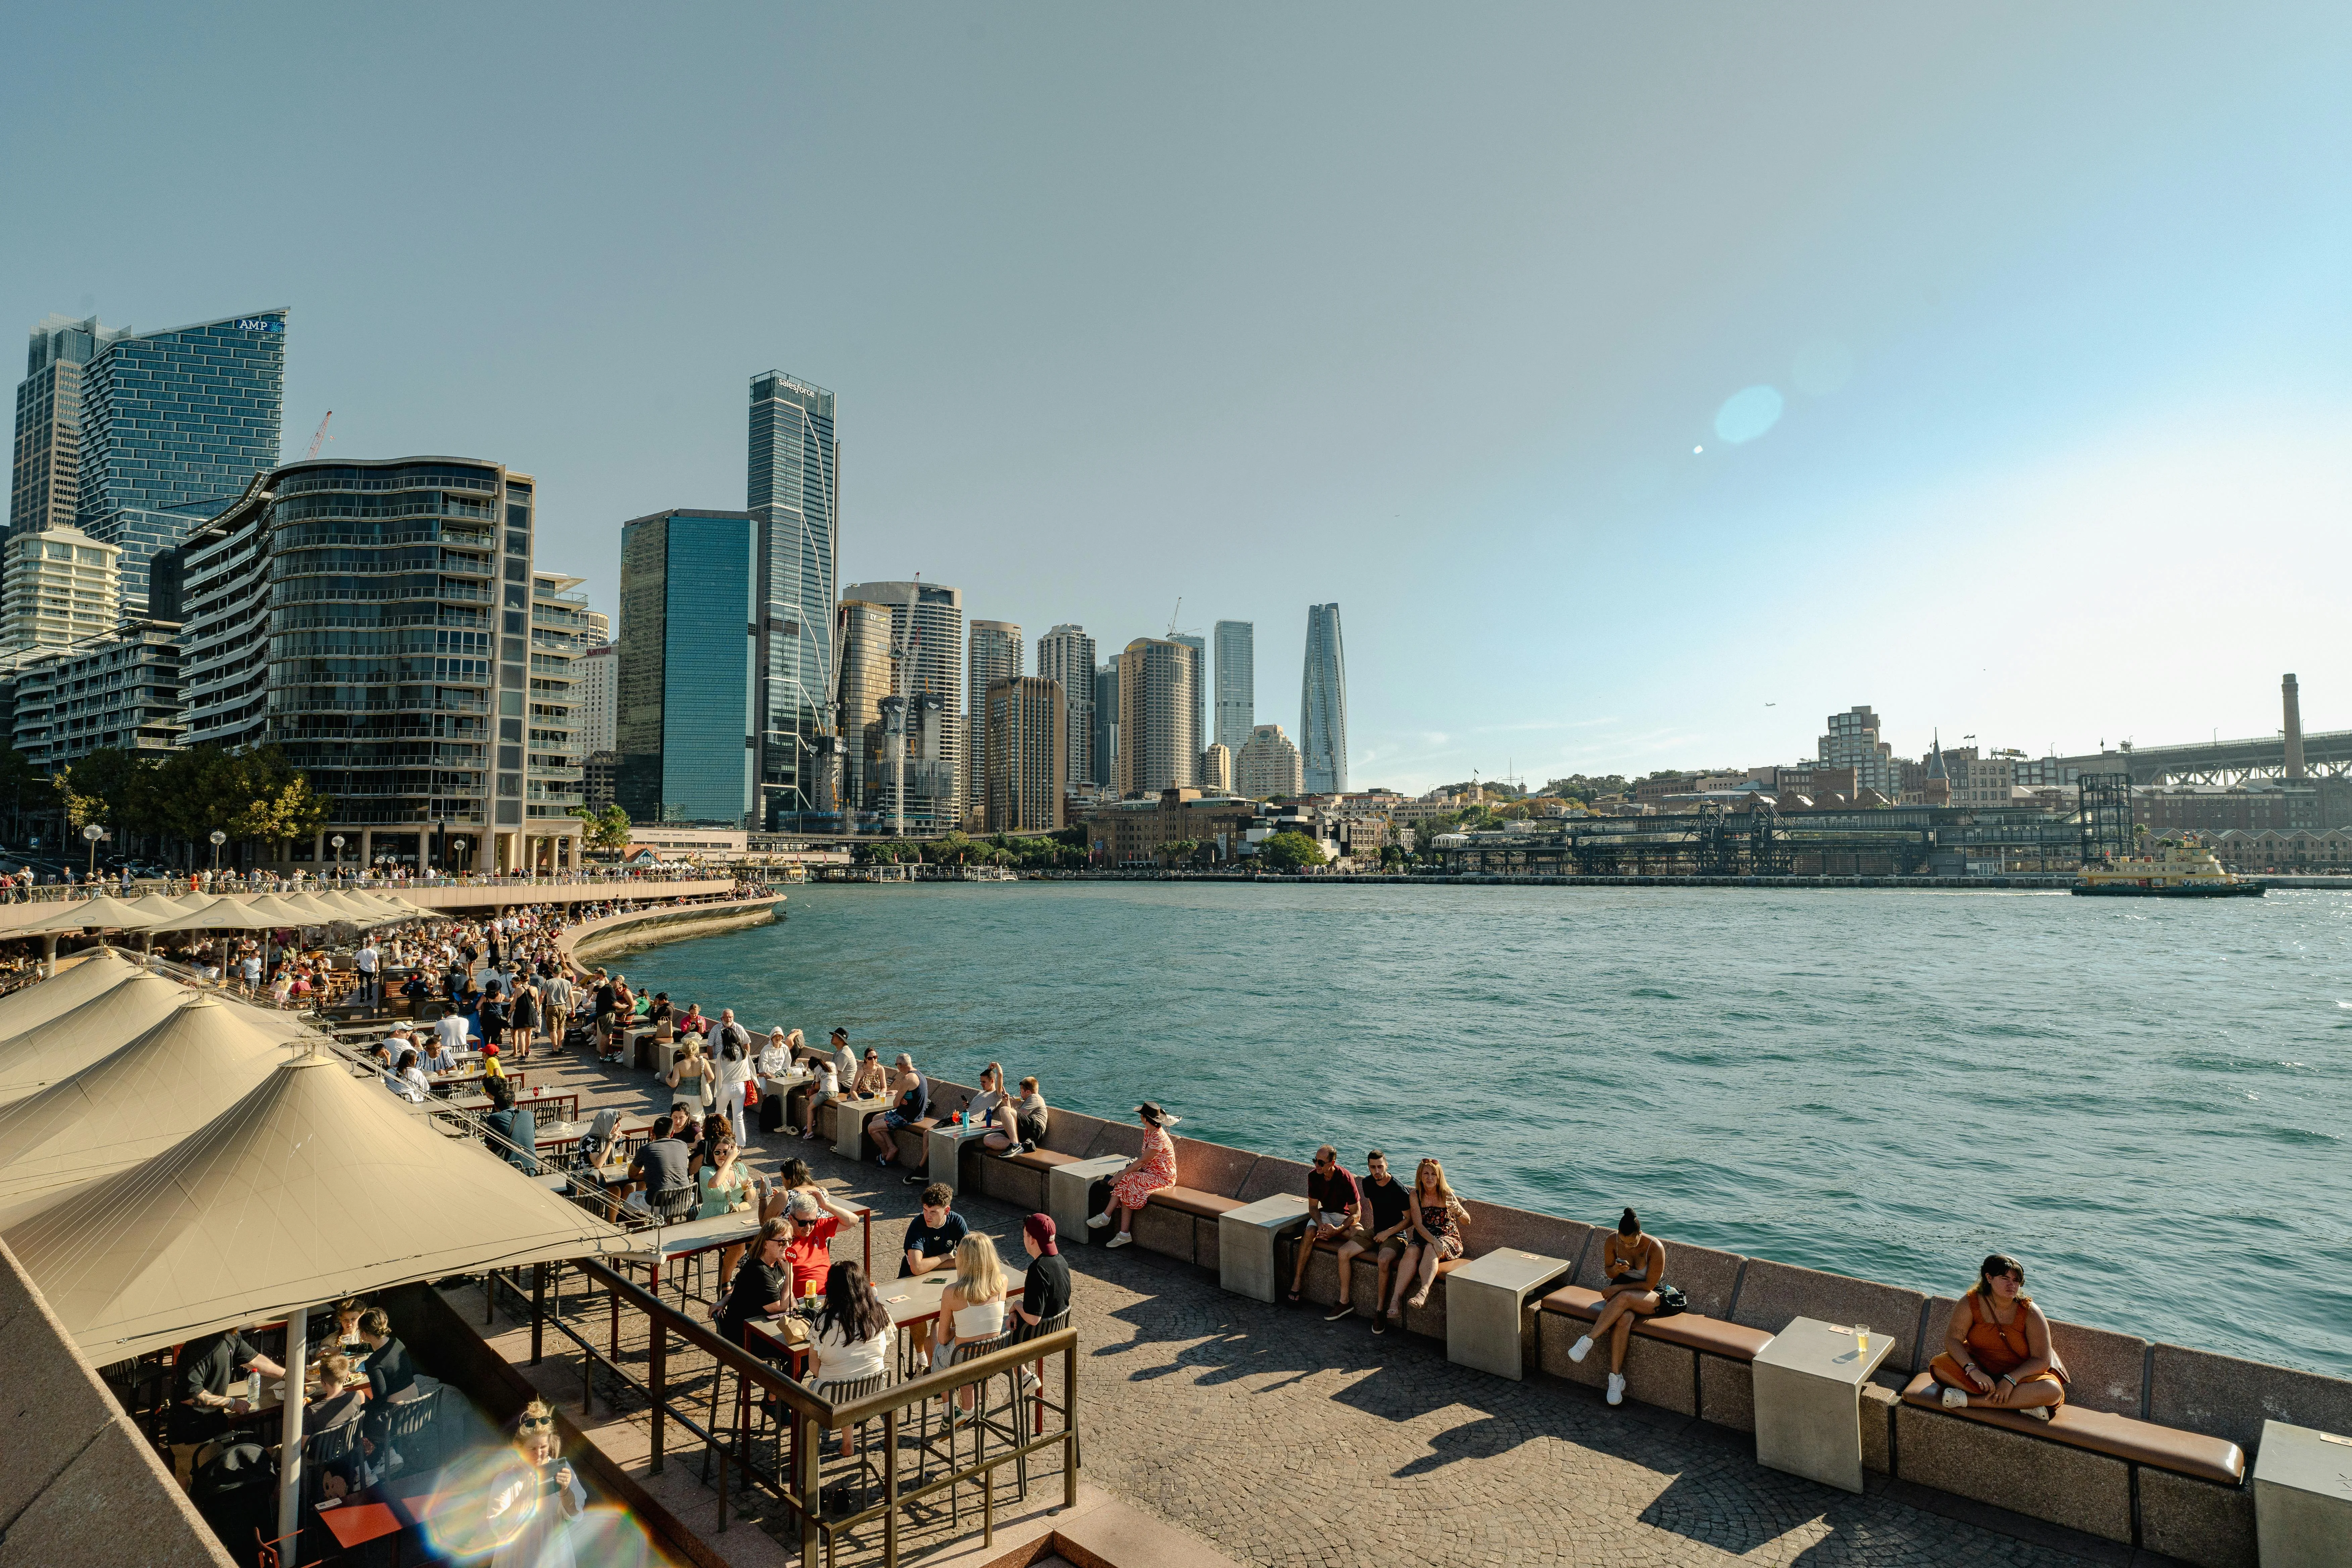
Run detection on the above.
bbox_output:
[1088,1102,1180,1250]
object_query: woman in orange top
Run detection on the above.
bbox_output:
[1928,1253,2066,1420]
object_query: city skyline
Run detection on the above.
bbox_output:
[4,8,2348,795]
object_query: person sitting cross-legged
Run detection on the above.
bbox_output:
[1926,1252,2067,1420]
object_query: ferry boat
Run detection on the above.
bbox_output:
[2071,837,2266,897]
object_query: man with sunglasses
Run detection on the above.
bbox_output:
[1286,1145,1360,1306]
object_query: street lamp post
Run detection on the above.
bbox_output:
[82,823,103,885]
[210,828,227,874]
[330,835,345,886]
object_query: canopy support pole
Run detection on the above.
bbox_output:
[276,1305,308,1553]
[40,935,55,979]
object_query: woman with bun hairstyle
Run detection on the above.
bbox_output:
[1566,1208,1666,1407]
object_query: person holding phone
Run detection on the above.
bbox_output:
[486,1400,585,1568]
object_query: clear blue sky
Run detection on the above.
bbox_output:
[7,4,2347,792]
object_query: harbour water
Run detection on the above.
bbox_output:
[639,882,2352,1376]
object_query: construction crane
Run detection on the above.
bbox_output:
[303,411,334,460]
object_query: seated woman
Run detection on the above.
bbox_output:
[807,1261,894,1455]
[1086,1103,1179,1249]
[935,1233,1009,1420]
[1928,1253,2066,1420]
[1566,1208,1666,1407]
[697,1134,758,1293]
[1382,1158,1469,1329]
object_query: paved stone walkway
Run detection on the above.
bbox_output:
[487,1014,2127,1568]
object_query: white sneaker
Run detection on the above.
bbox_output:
[1085,1212,1113,1230]
[2023,1404,2053,1422]
[1105,1232,1132,1249]
[1567,1335,1594,1364]
[1606,1373,1625,1406]
[1941,1385,1969,1410]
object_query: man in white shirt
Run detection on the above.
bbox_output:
[239,952,262,992]
[354,939,381,1006]
[433,1009,470,1060]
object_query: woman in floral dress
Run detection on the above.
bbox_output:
[1089,1102,1180,1250]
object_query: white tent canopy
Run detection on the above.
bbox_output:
[0,996,292,1227]
[0,948,143,1041]
[0,971,196,1107]
[150,896,274,934]
[5,1051,633,1361]
[13,895,160,934]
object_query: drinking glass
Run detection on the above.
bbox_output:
[1855,1323,1870,1355]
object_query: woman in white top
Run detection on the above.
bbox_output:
[807,1260,894,1456]
[756,1027,796,1078]
[485,1400,585,1568]
[935,1232,1009,1422]
[714,1023,756,1144]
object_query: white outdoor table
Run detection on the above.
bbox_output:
[831,1094,892,1160]
[1047,1155,1133,1244]
[1752,1316,1894,1492]
[927,1119,996,1192]
[1216,1194,1310,1302]
[1444,1248,1576,1380]
[2254,1418,2352,1566]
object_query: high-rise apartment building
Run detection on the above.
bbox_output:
[576,642,618,754]
[76,309,287,614]
[835,598,895,820]
[982,675,1067,832]
[967,619,1021,821]
[527,572,590,828]
[1094,656,1119,794]
[1035,624,1097,794]
[1817,705,1900,799]
[1200,742,1233,794]
[747,370,839,828]
[616,509,758,827]
[180,457,582,872]
[841,579,965,826]
[0,525,120,652]
[1114,637,1199,795]
[1237,723,1305,798]
[1172,631,1207,758]
[1299,603,1348,794]
[1213,619,1254,752]
[12,315,129,538]
[584,609,609,644]
[8,620,185,770]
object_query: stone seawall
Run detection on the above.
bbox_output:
[559,897,782,976]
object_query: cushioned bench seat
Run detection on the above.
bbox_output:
[1539,1285,1773,1363]
[1897,1371,2245,1486]
[1145,1185,1245,1220]
[964,1142,1079,1210]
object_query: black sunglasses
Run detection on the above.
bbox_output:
[519,1414,553,1429]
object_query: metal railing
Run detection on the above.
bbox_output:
[489,1258,1078,1568]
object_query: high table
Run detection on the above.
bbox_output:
[1444,1247,1576,1381]
[831,1094,892,1161]
[1752,1316,1893,1492]
[1046,1155,1133,1245]
[1217,1194,1310,1302]
[2253,1418,2352,1566]
[926,1119,997,1193]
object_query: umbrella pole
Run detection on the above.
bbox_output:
[276,1305,308,1553]
[40,935,55,979]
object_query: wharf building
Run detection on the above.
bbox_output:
[840,579,966,829]
[1080,784,1258,864]
[1235,721,1304,799]
[1114,636,1200,795]
[1034,622,1096,795]
[181,456,585,873]
[966,619,1021,823]
[616,510,758,829]
[1299,602,1348,793]
[71,309,287,615]
[10,314,130,538]
[746,371,839,829]
[1213,618,1253,752]
[0,524,120,652]
[979,674,1067,832]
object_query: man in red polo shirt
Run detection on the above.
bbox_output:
[779,1187,866,1299]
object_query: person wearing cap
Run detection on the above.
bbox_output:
[864,1053,930,1171]
[1015,1213,1071,1332]
[1088,1103,1180,1249]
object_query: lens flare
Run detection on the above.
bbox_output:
[1713,385,1784,445]
[568,1506,660,1568]
[416,1449,545,1559]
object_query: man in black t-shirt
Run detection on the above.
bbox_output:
[1016,1214,1072,1336]
[1287,1144,1361,1305]
[899,1185,969,1279]
[170,1325,285,1484]
[1333,1150,1412,1326]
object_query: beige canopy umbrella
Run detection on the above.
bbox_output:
[233,893,316,928]
[311,890,389,924]
[13,895,160,935]
[0,947,143,1042]
[0,970,197,1107]
[273,891,349,925]
[0,995,291,1227]
[5,1048,633,1362]
[150,895,275,934]
[126,891,201,920]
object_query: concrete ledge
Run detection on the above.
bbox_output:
[1538,1310,1696,1414]
[2150,1341,2352,1455]
[2139,1465,2257,1568]
[1701,1355,1756,1431]
[1861,1382,1898,1476]
[561,897,782,976]
[1894,1401,2134,1544]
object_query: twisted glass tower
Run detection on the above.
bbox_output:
[748,370,838,828]
[1299,602,1348,794]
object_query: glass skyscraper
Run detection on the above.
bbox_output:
[617,509,759,826]
[747,370,838,828]
[1300,602,1349,794]
[76,309,287,612]
[12,315,130,538]
[1214,619,1254,752]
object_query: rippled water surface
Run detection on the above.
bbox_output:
[636,883,2352,1374]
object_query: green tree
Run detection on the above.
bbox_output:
[570,802,632,852]
[1257,830,1328,871]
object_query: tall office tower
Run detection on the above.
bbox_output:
[1172,631,1207,758]
[747,370,839,828]
[1817,705,1899,799]
[1114,637,1200,795]
[835,598,895,819]
[576,643,618,754]
[1299,603,1349,794]
[841,579,965,827]
[967,619,1022,820]
[1213,619,1254,751]
[180,458,583,873]
[1095,656,1119,794]
[1035,623,1097,794]
[0,525,120,652]
[1199,742,1233,795]
[982,675,1068,832]
[614,509,758,827]
[12,315,129,538]
[527,571,591,836]
[76,309,287,614]
[1237,723,1305,798]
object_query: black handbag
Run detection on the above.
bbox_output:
[1652,1283,1689,1318]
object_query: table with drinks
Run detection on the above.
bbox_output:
[1752,1315,1892,1493]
